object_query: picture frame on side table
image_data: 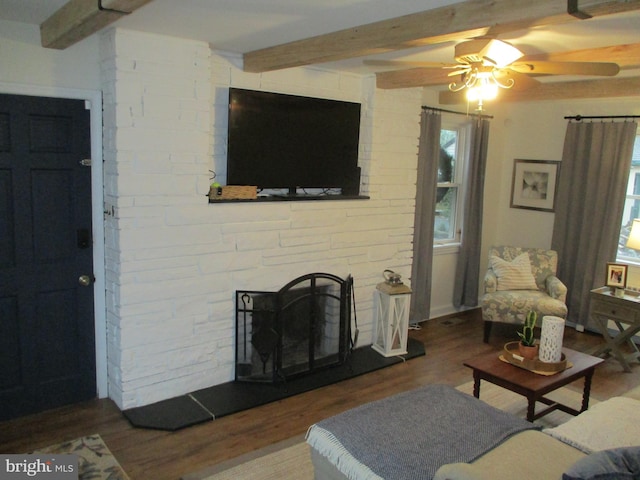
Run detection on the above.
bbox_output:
[510,159,560,212]
[606,262,628,289]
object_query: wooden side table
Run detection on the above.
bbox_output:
[589,287,640,372]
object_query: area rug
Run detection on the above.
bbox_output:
[181,435,312,480]
[182,382,598,480]
[455,380,600,429]
[33,434,130,480]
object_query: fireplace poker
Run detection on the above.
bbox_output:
[238,293,252,377]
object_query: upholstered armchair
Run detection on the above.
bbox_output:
[480,246,568,343]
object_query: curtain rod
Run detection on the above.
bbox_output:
[422,105,493,119]
[564,114,640,121]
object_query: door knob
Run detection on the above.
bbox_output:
[78,275,93,287]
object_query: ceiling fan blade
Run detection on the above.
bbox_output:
[495,69,541,90]
[364,59,456,69]
[518,44,640,69]
[510,60,620,76]
[447,68,471,77]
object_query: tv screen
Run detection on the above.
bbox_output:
[226,88,361,194]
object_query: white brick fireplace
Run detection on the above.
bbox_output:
[101,28,422,409]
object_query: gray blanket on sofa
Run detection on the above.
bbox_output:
[306,384,537,480]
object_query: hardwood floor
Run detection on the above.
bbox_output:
[1,310,639,479]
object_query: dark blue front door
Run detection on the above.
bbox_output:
[0,93,95,420]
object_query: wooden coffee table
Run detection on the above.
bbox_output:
[464,347,604,422]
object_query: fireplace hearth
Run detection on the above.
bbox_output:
[235,273,353,384]
[122,272,426,432]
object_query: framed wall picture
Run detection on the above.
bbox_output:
[606,262,628,289]
[510,159,560,212]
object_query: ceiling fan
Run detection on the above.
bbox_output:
[365,39,620,110]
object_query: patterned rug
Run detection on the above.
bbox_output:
[33,434,129,480]
[182,382,595,480]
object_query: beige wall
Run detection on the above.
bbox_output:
[0,20,100,90]
[420,90,640,319]
[482,97,640,293]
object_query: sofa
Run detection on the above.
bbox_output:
[434,385,640,480]
[306,385,640,480]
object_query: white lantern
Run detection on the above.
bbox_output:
[372,282,412,357]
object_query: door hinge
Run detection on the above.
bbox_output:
[80,159,92,167]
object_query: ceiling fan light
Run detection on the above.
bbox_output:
[481,40,523,68]
[466,79,498,101]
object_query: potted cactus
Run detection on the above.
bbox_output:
[517,311,539,359]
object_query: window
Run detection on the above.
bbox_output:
[617,135,640,262]
[434,118,470,245]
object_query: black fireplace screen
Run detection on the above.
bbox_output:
[235,273,353,383]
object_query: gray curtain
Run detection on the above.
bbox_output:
[410,109,440,323]
[453,117,491,308]
[552,120,638,327]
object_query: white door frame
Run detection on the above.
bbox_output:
[0,81,108,399]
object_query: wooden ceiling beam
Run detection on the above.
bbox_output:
[243,0,640,73]
[101,0,151,11]
[376,68,453,89]
[438,76,640,104]
[41,0,153,49]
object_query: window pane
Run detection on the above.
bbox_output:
[618,196,640,260]
[617,136,640,261]
[439,130,456,183]
[435,187,457,240]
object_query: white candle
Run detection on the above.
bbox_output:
[539,315,565,363]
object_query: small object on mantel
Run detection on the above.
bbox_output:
[209,185,257,200]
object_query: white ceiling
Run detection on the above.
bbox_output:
[0,0,462,54]
[1,0,639,76]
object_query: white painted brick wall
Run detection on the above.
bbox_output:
[102,29,421,409]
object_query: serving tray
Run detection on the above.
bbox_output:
[500,341,568,375]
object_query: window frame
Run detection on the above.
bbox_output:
[434,117,471,251]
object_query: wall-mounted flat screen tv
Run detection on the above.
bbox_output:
[226,88,361,195]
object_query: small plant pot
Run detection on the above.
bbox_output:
[518,342,539,360]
